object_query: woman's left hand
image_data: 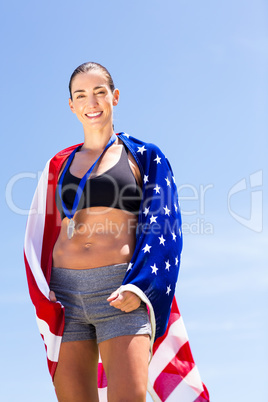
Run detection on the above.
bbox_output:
[107,289,141,312]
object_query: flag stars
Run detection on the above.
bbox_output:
[143,244,152,253]
[171,232,177,241]
[165,260,171,271]
[165,177,171,187]
[137,145,147,155]
[150,215,158,224]
[174,203,178,213]
[154,184,161,194]
[166,285,171,295]
[151,263,158,275]
[144,175,149,184]
[163,205,171,216]
[154,155,161,164]
[127,263,133,271]
[123,133,130,138]
[143,206,150,217]
[175,256,179,266]
[158,235,166,246]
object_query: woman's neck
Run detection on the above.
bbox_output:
[81,126,115,152]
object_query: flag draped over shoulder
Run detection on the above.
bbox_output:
[24,133,209,401]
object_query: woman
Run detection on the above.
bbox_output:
[51,62,151,401]
[24,62,184,401]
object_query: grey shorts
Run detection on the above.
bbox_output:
[49,263,151,344]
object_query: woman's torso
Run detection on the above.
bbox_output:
[52,139,142,269]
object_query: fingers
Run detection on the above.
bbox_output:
[49,290,57,302]
[107,289,120,302]
[108,290,141,313]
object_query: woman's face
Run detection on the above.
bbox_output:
[69,70,119,132]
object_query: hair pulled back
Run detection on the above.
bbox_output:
[69,62,115,99]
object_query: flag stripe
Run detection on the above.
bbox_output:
[98,386,108,401]
[36,317,62,362]
[98,362,107,388]
[147,381,162,402]
[149,316,188,384]
[166,366,206,402]
[153,298,181,353]
[24,160,50,298]
[153,342,195,400]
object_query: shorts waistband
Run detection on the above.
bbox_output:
[50,263,129,293]
[51,263,128,273]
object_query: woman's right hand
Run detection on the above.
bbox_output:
[49,290,57,302]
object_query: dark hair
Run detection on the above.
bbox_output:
[69,62,115,99]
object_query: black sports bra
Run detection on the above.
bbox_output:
[55,144,142,219]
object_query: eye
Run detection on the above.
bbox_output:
[96,91,106,95]
[77,94,85,99]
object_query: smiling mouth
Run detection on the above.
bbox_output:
[85,112,103,119]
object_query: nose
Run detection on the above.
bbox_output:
[87,93,98,108]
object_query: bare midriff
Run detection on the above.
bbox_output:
[52,206,138,269]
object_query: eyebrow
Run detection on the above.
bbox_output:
[73,86,106,94]
[73,89,86,94]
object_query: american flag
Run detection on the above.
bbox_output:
[24,133,209,401]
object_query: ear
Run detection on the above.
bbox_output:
[69,98,76,114]
[113,89,120,106]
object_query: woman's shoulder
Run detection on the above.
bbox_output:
[54,143,83,158]
[45,143,83,174]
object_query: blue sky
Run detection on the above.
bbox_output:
[1,1,267,401]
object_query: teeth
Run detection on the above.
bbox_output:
[86,112,101,117]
